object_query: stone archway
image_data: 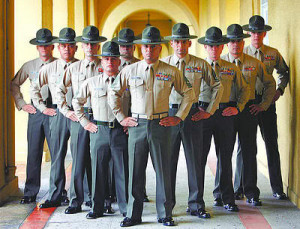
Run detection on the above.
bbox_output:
[98,0,199,55]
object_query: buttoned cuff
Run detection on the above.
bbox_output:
[79,117,90,127]
[115,112,126,123]
[259,102,269,111]
[38,104,47,113]
[18,100,27,111]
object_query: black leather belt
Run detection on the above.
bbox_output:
[84,107,93,114]
[93,120,121,129]
[48,104,57,109]
[219,101,237,109]
[170,102,199,109]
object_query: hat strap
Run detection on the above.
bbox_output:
[59,38,74,42]
[205,37,222,43]
[118,38,133,43]
[82,36,94,41]
[171,34,190,38]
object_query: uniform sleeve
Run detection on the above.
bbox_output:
[258,62,276,110]
[10,64,29,110]
[275,51,289,94]
[234,68,250,112]
[172,69,195,120]
[30,66,48,112]
[202,64,224,114]
[57,68,72,116]
[108,70,129,122]
[72,80,90,127]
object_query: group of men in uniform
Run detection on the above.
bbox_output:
[11,14,289,227]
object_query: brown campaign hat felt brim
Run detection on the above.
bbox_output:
[112,36,139,46]
[75,36,107,43]
[164,35,197,41]
[29,37,57,46]
[133,39,168,45]
[242,24,272,32]
[198,36,230,45]
[52,38,77,44]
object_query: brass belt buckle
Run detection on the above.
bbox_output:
[109,121,115,128]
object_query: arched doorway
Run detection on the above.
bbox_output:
[98,0,199,56]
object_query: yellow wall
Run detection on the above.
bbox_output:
[268,0,300,206]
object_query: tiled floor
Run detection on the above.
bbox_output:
[1,146,300,229]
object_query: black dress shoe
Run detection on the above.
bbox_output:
[120,217,142,227]
[224,203,239,212]
[86,211,103,219]
[190,208,211,218]
[20,196,36,204]
[246,198,262,206]
[234,192,244,200]
[213,198,223,207]
[39,200,61,208]
[273,192,287,200]
[104,205,115,214]
[85,200,92,208]
[65,206,82,214]
[122,212,127,217]
[158,217,175,226]
[143,196,150,202]
[61,190,69,205]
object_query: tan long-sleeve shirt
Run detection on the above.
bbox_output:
[109,59,195,122]
[57,58,102,116]
[31,58,78,112]
[222,53,275,110]
[161,54,223,115]
[73,73,119,127]
[10,57,56,110]
[244,44,289,94]
[200,58,250,112]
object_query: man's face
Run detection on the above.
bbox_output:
[204,44,224,61]
[57,43,78,62]
[81,43,99,57]
[119,45,135,59]
[36,45,54,58]
[101,56,120,75]
[227,39,245,57]
[141,44,162,64]
[250,31,266,48]
[170,40,191,59]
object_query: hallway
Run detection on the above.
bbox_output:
[1,145,299,229]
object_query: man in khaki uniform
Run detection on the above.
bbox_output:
[11,28,56,204]
[239,15,289,200]
[31,28,78,208]
[162,23,223,217]
[102,28,144,210]
[73,41,128,219]
[213,24,275,206]
[56,26,107,214]
[197,26,250,212]
[109,26,195,227]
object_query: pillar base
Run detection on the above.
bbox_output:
[0,176,19,205]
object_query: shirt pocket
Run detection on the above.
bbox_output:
[29,71,39,83]
[73,73,86,95]
[128,78,145,101]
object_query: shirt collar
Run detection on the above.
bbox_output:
[228,53,244,63]
[142,59,159,72]
[103,72,117,83]
[83,58,100,68]
[172,54,190,66]
[249,44,265,55]
[38,57,54,67]
[58,58,76,68]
